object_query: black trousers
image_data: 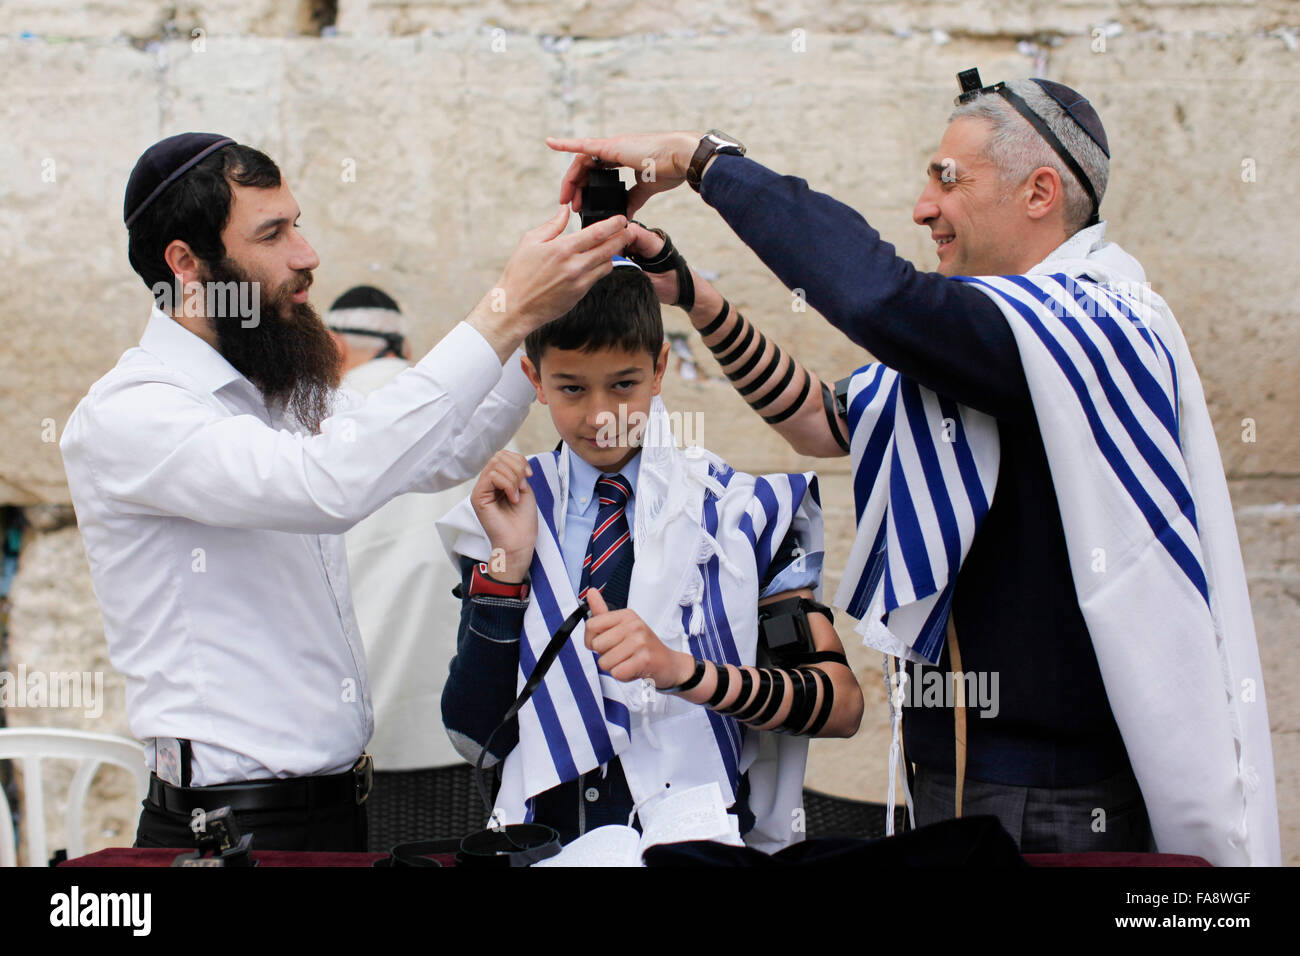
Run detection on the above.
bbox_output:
[135,787,368,852]
[913,765,1154,854]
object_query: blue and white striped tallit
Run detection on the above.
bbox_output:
[833,223,1280,866]
[438,397,819,853]
[835,364,1000,667]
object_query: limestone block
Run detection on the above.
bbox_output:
[278,34,569,348]
[1208,500,1298,862]
[334,1,1300,42]
[0,2,315,40]
[0,38,160,506]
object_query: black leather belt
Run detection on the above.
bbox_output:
[147,753,373,815]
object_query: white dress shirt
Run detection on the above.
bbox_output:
[60,308,534,786]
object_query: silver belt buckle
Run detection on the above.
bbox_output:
[353,752,373,805]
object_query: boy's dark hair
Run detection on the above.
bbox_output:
[524,266,663,370]
[127,144,281,300]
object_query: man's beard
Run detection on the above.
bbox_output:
[201,257,341,434]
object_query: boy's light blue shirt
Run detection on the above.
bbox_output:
[560,444,641,598]
[556,442,820,600]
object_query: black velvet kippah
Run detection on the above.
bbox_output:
[329,286,402,313]
[1030,79,1110,159]
[123,132,236,227]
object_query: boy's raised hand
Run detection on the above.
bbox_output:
[470,450,537,582]
[584,588,695,690]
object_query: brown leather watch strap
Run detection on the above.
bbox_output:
[686,138,718,191]
[686,130,744,192]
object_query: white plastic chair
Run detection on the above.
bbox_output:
[0,728,149,867]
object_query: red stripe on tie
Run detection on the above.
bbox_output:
[589,531,631,573]
[592,511,622,539]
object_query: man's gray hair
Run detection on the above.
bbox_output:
[948,79,1109,235]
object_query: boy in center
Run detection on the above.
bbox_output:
[439,260,863,851]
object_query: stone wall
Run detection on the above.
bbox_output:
[1,1,1296,863]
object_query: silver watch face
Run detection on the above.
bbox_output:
[705,130,744,152]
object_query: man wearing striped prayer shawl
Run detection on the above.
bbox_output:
[548,74,1280,866]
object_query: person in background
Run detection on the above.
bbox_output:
[327,285,520,804]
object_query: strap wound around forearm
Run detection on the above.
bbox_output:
[778,669,816,734]
[805,668,836,736]
[698,299,730,337]
[707,661,732,707]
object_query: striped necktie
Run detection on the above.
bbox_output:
[579,473,633,602]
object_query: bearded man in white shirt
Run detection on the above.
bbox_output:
[60,132,631,852]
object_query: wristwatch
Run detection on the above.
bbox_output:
[468,562,530,601]
[686,130,746,192]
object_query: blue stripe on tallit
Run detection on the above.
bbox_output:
[751,478,781,578]
[885,442,935,603]
[1005,276,1205,557]
[1013,277,1187,492]
[845,521,888,620]
[915,585,955,665]
[514,588,579,784]
[937,394,990,521]
[698,470,741,784]
[528,452,563,543]
[756,474,809,582]
[603,697,630,732]
[900,380,963,583]
[883,546,899,613]
[1087,280,1182,435]
[513,460,579,780]
[970,277,1209,604]
[1053,276,1179,446]
[847,363,886,431]
[851,372,901,525]
[527,461,617,762]
[525,456,616,774]
[737,511,757,552]
[687,604,740,787]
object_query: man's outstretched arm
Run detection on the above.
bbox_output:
[549,134,1032,424]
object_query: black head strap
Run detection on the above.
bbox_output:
[955,68,1101,227]
[330,326,406,360]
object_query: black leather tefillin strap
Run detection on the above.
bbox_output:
[628,224,696,312]
[710,661,837,736]
[474,599,593,817]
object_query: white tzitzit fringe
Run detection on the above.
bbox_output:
[881,656,915,836]
[635,396,739,638]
